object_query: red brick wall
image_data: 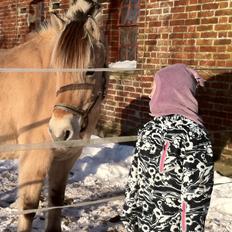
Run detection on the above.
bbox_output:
[99,0,232,165]
[100,0,120,62]
[0,0,70,48]
[136,0,232,68]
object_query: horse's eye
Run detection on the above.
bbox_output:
[86,71,95,76]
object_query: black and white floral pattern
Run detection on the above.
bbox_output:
[122,115,214,232]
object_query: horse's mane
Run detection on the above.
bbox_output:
[52,0,101,71]
[54,12,91,69]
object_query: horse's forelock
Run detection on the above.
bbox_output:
[53,12,91,66]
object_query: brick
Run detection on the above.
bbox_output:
[114,96,124,101]
[149,9,162,15]
[184,32,200,39]
[202,3,219,10]
[170,20,185,26]
[218,32,228,38]
[174,0,188,6]
[201,32,217,38]
[185,18,200,25]
[215,24,231,31]
[199,11,215,18]
[213,54,231,60]
[196,39,213,46]
[214,39,231,45]
[197,25,213,31]
[195,53,212,60]
[149,21,162,27]
[148,33,160,40]
[219,1,229,9]
[129,92,141,98]
[199,60,216,66]
[161,34,169,39]
[225,61,232,66]
[201,17,218,24]
[172,52,196,60]
[171,6,185,13]
[172,13,188,20]
[200,46,217,52]
[124,86,135,92]
[215,60,227,67]
[173,26,187,32]
[170,33,184,39]
[215,9,232,16]
[186,5,201,12]
[219,17,229,24]
[172,39,195,46]
[189,0,198,4]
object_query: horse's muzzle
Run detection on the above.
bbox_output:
[48,113,81,141]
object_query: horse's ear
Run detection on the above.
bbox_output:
[94,12,103,28]
[50,13,64,31]
[85,17,100,41]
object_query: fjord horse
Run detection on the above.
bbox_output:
[0,0,106,231]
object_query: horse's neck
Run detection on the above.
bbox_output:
[0,29,58,123]
[0,30,57,69]
[30,32,58,68]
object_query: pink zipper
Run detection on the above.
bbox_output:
[181,201,187,232]
[159,141,169,173]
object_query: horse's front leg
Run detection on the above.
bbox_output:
[45,154,78,232]
[17,151,53,232]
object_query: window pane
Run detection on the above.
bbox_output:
[128,46,136,60]
[120,29,128,45]
[120,47,127,61]
[120,0,139,26]
[129,28,137,45]
[120,7,128,25]
[120,27,137,61]
[128,6,138,24]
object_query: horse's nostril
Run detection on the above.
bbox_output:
[63,130,71,141]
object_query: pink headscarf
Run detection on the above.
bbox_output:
[149,63,205,125]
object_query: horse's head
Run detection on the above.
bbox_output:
[48,0,106,142]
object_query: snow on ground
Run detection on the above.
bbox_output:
[0,137,232,231]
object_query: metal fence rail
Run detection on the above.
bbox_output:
[0,136,137,153]
[0,129,231,154]
[0,67,231,73]
[11,195,125,215]
[0,67,141,73]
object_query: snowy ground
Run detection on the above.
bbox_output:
[0,138,232,232]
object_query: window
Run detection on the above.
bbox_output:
[119,0,140,61]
